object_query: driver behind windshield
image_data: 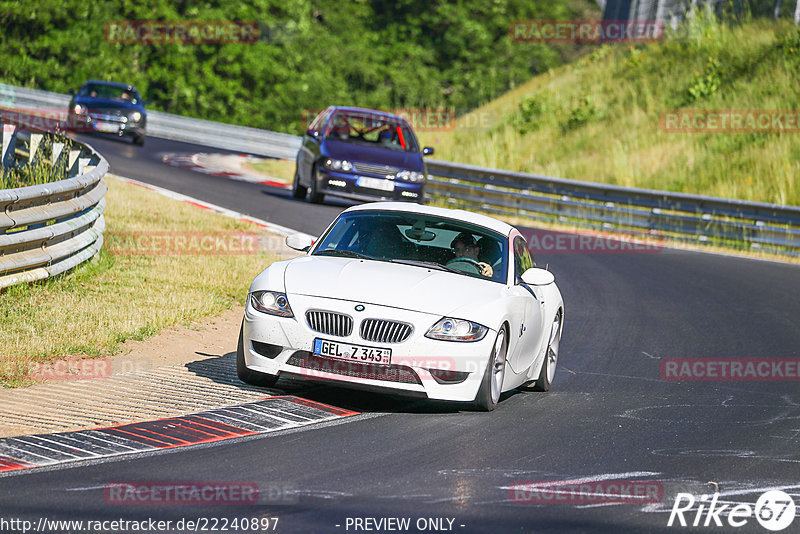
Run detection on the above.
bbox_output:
[448,232,493,278]
[329,115,350,140]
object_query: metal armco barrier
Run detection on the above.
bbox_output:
[4,83,799,256]
[0,119,107,289]
[424,160,800,256]
[1,84,302,160]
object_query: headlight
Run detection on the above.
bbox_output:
[425,318,488,342]
[73,104,87,115]
[396,170,425,183]
[129,111,142,122]
[322,158,353,172]
[250,291,293,317]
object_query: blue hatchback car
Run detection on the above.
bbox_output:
[68,80,148,146]
[293,106,434,204]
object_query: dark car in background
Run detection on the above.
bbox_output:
[293,106,434,204]
[68,80,148,146]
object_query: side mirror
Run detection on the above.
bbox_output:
[307,129,320,139]
[521,268,554,286]
[286,233,314,252]
[422,146,434,156]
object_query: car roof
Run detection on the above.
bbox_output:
[343,202,516,236]
[83,80,140,92]
[327,106,406,122]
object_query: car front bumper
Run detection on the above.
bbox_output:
[68,113,145,137]
[242,294,495,402]
[317,169,424,202]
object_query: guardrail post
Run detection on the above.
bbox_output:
[78,155,92,175]
[67,148,81,177]
[27,133,43,164]
[52,141,64,164]
[82,154,99,174]
[1,123,18,168]
[50,141,67,179]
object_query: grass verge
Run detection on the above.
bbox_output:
[418,16,800,206]
[0,176,278,388]
[245,158,295,185]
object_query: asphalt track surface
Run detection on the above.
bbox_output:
[1,134,799,533]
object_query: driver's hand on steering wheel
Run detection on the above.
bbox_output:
[477,262,493,277]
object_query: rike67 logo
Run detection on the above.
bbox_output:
[668,490,796,531]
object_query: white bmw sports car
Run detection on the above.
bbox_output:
[238,202,564,410]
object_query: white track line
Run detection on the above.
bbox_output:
[108,173,313,240]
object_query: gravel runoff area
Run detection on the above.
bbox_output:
[0,306,273,438]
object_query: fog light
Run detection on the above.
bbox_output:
[401,191,418,198]
[328,180,347,187]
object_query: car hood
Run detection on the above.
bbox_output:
[283,256,504,317]
[322,139,422,171]
[74,97,144,112]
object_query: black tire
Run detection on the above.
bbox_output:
[532,310,562,392]
[236,321,279,387]
[309,164,324,204]
[133,134,145,146]
[474,327,507,411]
[292,168,307,199]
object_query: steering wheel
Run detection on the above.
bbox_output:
[447,257,482,271]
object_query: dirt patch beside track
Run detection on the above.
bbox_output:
[0,306,268,438]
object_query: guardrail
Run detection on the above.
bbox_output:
[0,118,108,289]
[4,83,799,256]
[1,84,302,160]
[424,160,800,256]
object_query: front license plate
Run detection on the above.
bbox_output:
[356,176,395,192]
[313,338,392,365]
[95,122,119,133]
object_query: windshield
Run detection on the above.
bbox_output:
[79,84,140,105]
[313,211,508,283]
[323,111,419,152]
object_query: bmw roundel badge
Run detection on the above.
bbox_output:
[355,305,365,312]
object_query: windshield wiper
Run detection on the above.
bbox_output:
[388,259,461,274]
[315,249,375,260]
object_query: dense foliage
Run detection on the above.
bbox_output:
[0,0,596,133]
